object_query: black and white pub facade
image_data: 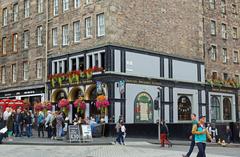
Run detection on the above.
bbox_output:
[47,45,238,139]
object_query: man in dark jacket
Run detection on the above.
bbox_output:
[0,115,6,144]
[14,108,23,137]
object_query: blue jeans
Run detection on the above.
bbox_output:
[196,142,206,157]
[14,123,21,137]
[26,124,32,137]
[186,135,195,157]
[56,126,62,137]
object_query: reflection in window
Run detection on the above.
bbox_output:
[178,96,192,121]
[134,92,153,123]
[210,96,221,121]
[223,97,232,120]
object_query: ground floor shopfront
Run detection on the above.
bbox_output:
[0,85,45,112]
[46,45,239,141]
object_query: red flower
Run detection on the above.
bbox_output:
[58,99,69,109]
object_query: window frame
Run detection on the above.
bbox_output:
[97,13,105,37]
[233,51,239,63]
[12,64,17,83]
[53,0,59,16]
[52,28,58,47]
[24,0,30,18]
[37,26,43,46]
[3,8,8,26]
[2,37,7,55]
[13,33,18,52]
[13,3,18,22]
[23,62,29,81]
[62,25,69,46]
[210,20,216,35]
[73,21,81,43]
[85,17,92,38]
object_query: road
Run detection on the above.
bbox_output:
[0,142,238,157]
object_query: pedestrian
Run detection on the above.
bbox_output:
[37,111,45,138]
[6,111,15,141]
[226,125,232,144]
[192,115,212,157]
[50,112,57,140]
[25,111,33,138]
[182,113,198,157]
[206,123,212,138]
[3,107,12,126]
[0,114,6,144]
[119,120,126,145]
[56,111,64,139]
[160,120,172,147]
[14,108,23,137]
[114,119,121,144]
[45,111,53,138]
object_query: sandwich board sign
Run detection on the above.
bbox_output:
[81,125,93,142]
[68,125,81,143]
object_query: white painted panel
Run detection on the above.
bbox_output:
[202,90,206,103]
[85,103,90,118]
[172,60,198,82]
[115,102,121,123]
[202,106,206,116]
[126,51,160,78]
[164,58,169,78]
[164,87,169,101]
[201,65,205,83]
[69,104,73,123]
[126,84,159,123]
[115,82,120,99]
[164,105,170,123]
[173,88,199,123]
[114,50,121,73]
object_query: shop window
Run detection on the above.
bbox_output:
[178,96,192,121]
[71,58,77,71]
[210,96,221,121]
[88,55,93,68]
[100,52,105,68]
[223,73,228,81]
[94,53,99,67]
[134,92,153,123]
[79,57,84,71]
[223,97,232,120]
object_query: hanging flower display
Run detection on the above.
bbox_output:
[73,97,86,114]
[96,95,110,115]
[34,103,44,112]
[43,101,52,111]
[58,98,70,114]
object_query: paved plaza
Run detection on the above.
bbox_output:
[0,142,238,157]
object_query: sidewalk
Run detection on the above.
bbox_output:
[2,136,240,148]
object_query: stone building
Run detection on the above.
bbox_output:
[0,0,47,106]
[0,0,239,140]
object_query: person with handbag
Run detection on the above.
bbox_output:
[182,113,198,157]
[37,111,45,138]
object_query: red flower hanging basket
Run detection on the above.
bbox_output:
[58,99,70,109]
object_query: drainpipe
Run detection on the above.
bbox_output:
[44,0,49,101]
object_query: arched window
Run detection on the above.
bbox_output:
[134,92,153,123]
[210,96,220,121]
[178,96,192,121]
[223,97,232,120]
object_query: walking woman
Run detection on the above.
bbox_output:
[192,116,212,157]
[160,120,172,147]
[56,111,64,139]
[6,112,15,141]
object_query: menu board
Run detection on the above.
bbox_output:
[68,125,81,143]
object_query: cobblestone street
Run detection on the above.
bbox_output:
[0,142,238,157]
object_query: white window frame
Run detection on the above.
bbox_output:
[85,17,92,38]
[73,21,80,43]
[221,0,226,14]
[233,51,239,63]
[53,0,59,16]
[221,23,227,39]
[69,55,84,71]
[62,25,69,46]
[209,92,236,123]
[52,28,58,46]
[13,34,18,52]
[74,0,80,8]
[63,0,69,12]
[13,3,18,22]
[3,8,7,26]
[1,66,6,84]
[24,30,29,49]
[36,60,42,79]
[97,13,105,37]
[23,62,29,81]
[37,0,43,13]
[52,59,67,74]
[233,27,238,39]
[222,48,227,63]
[86,0,92,5]
[86,50,105,69]
[210,20,216,35]
[232,3,237,14]
[24,0,30,18]
[12,64,17,83]
[210,45,217,61]
[2,37,7,55]
[37,26,43,46]
[210,0,216,9]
